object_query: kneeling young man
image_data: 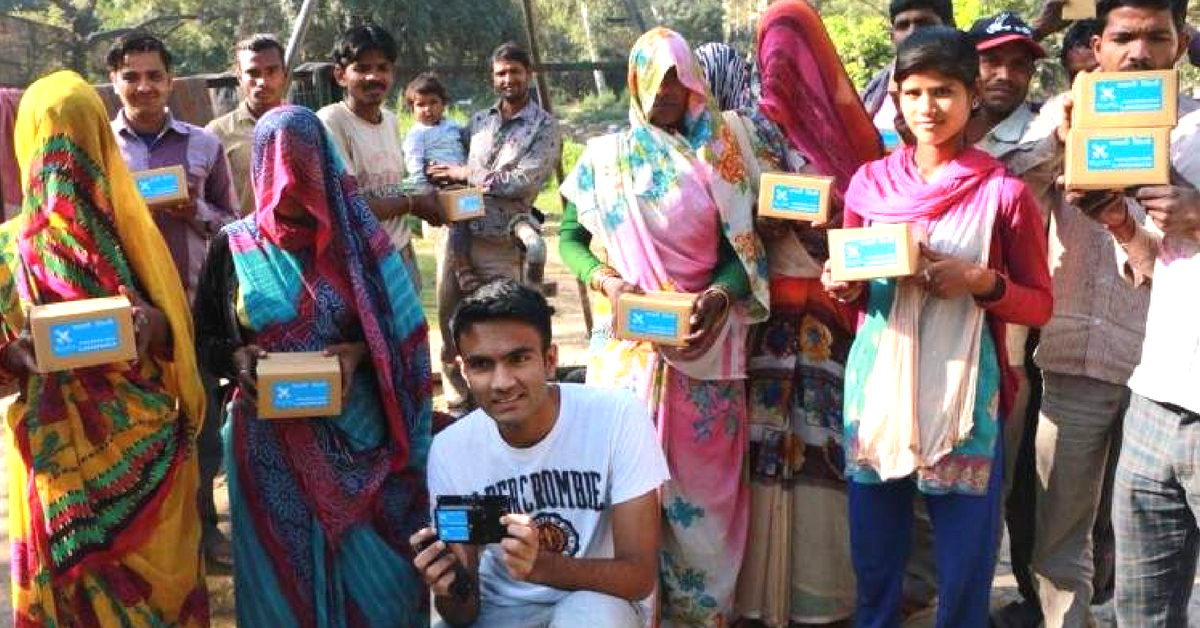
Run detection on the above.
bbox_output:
[412,280,669,628]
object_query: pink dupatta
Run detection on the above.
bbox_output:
[846,147,1006,479]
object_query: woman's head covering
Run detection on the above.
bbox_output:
[694,42,753,112]
[621,27,768,314]
[13,70,203,424]
[757,0,882,199]
[248,105,431,467]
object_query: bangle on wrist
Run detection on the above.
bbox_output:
[704,285,732,310]
[589,266,621,292]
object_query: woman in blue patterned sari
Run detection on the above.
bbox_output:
[193,105,433,627]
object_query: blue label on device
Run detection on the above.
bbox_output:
[135,172,181,199]
[49,317,121,357]
[1085,136,1157,171]
[880,129,900,149]
[628,308,679,338]
[436,509,470,542]
[843,236,900,270]
[770,185,822,215]
[457,194,483,215]
[1093,77,1165,114]
[271,380,332,410]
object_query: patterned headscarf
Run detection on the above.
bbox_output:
[757,0,882,201]
[248,105,431,467]
[12,70,203,426]
[694,42,754,112]
[625,27,769,316]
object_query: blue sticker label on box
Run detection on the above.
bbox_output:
[842,236,900,270]
[271,380,332,410]
[1085,136,1157,171]
[880,129,900,149]
[770,185,822,215]
[135,172,181,199]
[49,317,121,357]
[1093,77,1165,114]
[627,308,680,338]
[457,194,484,215]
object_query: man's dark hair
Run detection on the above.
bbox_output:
[895,26,979,87]
[451,279,554,350]
[331,24,398,67]
[405,72,449,106]
[234,33,285,68]
[1060,19,1100,68]
[491,42,533,70]
[1097,0,1186,28]
[107,32,173,73]
[888,0,955,27]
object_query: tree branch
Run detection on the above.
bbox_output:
[85,13,199,44]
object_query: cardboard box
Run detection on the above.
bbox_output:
[758,173,834,223]
[437,187,486,222]
[30,296,137,372]
[879,128,902,152]
[827,224,921,281]
[132,165,189,209]
[1064,127,1170,190]
[1062,0,1096,19]
[1072,70,1177,129]
[614,291,697,347]
[256,352,343,419]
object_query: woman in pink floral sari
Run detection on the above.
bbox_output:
[558,27,768,628]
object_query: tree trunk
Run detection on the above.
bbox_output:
[578,0,608,96]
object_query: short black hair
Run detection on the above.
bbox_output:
[895,26,979,88]
[491,42,533,70]
[107,32,173,73]
[451,279,554,351]
[234,33,285,69]
[888,0,956,27]
[405,73,449,106]
[331,24,397,67]
[1097,0,1186,28]
[1060,19,1099,68]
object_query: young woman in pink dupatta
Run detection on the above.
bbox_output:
[721,2,882,626]
[559,27,768,628]
[822,27,1051,627]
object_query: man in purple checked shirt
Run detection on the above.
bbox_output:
[107,31,239,569]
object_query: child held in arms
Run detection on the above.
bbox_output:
[402,73,480,292]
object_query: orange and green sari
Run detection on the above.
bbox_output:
[2,71,207,628]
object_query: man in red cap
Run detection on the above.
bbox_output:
[965,12,1060,628]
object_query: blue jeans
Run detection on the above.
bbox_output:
[1114,394,1200,628]
[849,447,1004,628]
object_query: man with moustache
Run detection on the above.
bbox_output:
[106,32,239,569]
[428,42,561,417]
[959,13,1059,628]
[316,24,442,291]
[206,33,288,216]
[411,280,668,628]
[1028,0,1198,625]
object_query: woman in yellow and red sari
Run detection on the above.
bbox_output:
[560,28,768,628]
[0,71,207,627]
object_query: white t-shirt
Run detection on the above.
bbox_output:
[316,102,412,250]
[427,383,670,607]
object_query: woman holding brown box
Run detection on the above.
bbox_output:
[720,2,883,625]
[192,105,434,627]
[0,71,208,628]
[558,27,768,627]
[821,27,1052,627]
